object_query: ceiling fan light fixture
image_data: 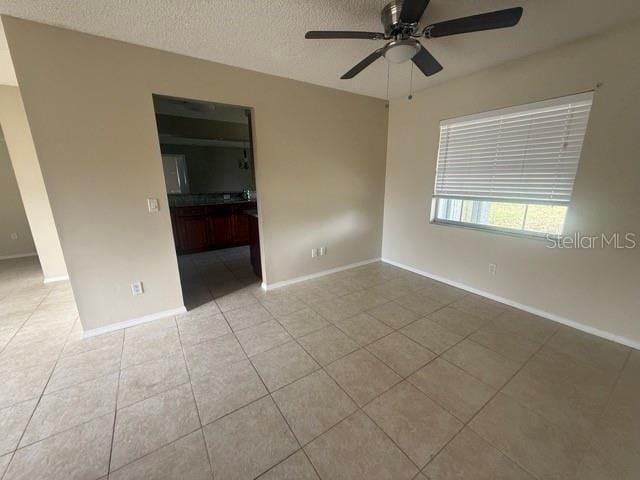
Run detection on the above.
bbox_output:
[383,39,420,63]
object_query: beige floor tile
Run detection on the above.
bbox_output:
[364,382,462,467]
[277,308,330,338]
[191,359,267,425]
[0,399,37,455]
[183,333,247,379]
[297,326,358,366]
[428,307,486,337]
[408,359,495,422]
[62,330,123,357]
[470,393,588,480]
[0,363,53,409]
[224,303,273,332]
[203,396,298,480]
[315,277,360,297]
[260,295,306,316]
[442,339,520,388]
[118,353,189,408]
[215,291,258,312]
[482,310,557,345]
[236,320,292,357]
[177,312,230,345]
[395,294,445,316]
[178,301,221,320]
[420,283,468,304]
[251,341,319,391]
[109,430,213,480]
[124,317,176,338]
[468,328,540,363]
[306,296,362,323]
[366,332,435,377]
[326,349,401,406]
[21,373,118,446]
[3,413,113,480]
[46,344,121,393]
[259,450,319,479]
[111,384,200,470]
[0,453,10,478]
[121,326,182,368]
[340,290,389,311]
[367,278,421,300]
[450,296,506,321]
[367,301,421,329]
[546,327,630,374]
[335,312,393,347]
[502,347,617,443]
[0,340,61,375]
[287,284,334,304]
[575,361,640,480]
[272,370,357,445]
[305,410,418,480]
[401,318,463,354]
[423,427,535,480]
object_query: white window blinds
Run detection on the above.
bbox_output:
[434,92,593,204]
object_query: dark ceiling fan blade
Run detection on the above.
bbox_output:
[305,31,385,40]
[412,45,443,76]
[424,7,523,38]
[400,0,431,24]
[341,49,385,79]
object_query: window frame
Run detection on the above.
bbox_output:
[429,92,593,239]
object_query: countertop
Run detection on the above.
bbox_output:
[169,199,256,208]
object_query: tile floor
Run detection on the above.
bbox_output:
[0,250,638,479]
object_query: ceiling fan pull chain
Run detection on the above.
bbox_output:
[386,61,390,108]
[408,62,414,100]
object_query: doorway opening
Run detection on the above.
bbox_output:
[153,95,261,309]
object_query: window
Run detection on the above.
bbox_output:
[431,92,593,237]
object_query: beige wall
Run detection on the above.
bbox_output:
[383,20,640,345]
[0,125,35,258]
[3,17,388,331]
[0,86,67,279]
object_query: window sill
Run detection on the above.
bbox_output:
[430,219,559,242]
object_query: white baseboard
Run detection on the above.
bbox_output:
[382,257,640,350]
[44,275,69,284]
[0,252,37,260]
[82,306,187,338]
[263,258,381,291]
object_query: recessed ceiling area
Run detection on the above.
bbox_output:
[1,0,640,98]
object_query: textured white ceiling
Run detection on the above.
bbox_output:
[0,0,639,98]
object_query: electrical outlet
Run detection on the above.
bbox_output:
[311,248,317,258]
[319,246,327,256]
[131,281,144,296]
[10,233,18,240]
[488,264,497,275]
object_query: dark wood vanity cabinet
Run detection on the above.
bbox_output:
[170,202,256,254]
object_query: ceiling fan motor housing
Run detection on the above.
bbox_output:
[381,0,416,38]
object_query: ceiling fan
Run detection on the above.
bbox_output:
[305,0,523,79]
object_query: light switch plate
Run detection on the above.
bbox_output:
[147,198,159,213]
[131,281,144,296]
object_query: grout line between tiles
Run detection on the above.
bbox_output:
[106,329,125,475]
[2,297,81,479]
